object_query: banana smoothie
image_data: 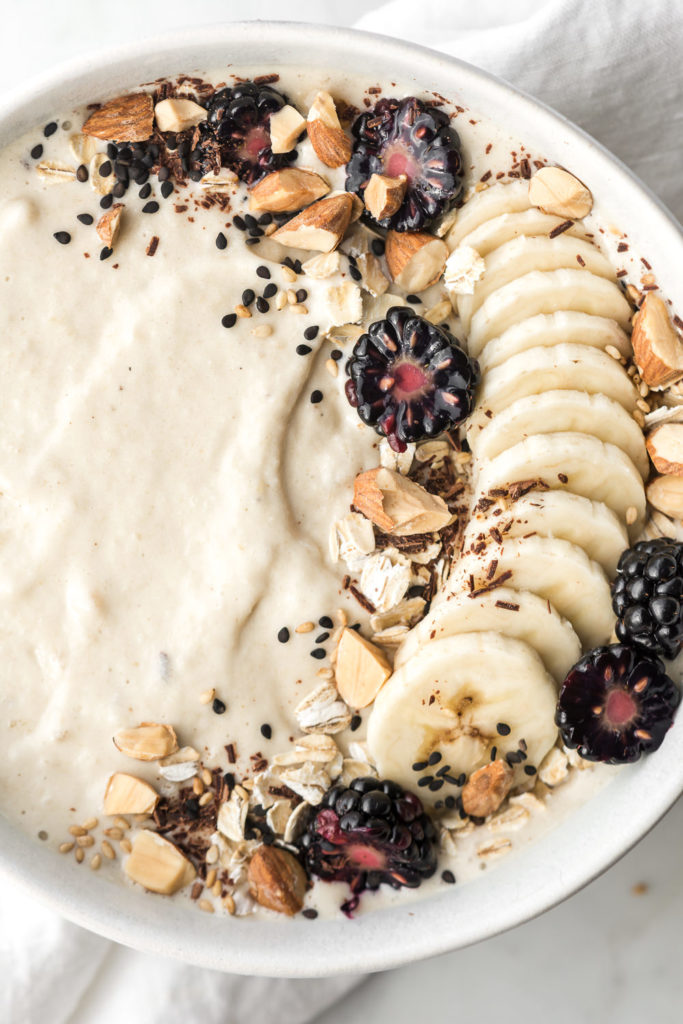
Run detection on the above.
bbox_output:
[0,65,681,920]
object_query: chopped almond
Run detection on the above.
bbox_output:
[632,292,683,389]
[248,167,330,213]
[461,760,514,818]
[353,467,451,536]
[306,92,352,168]
[528,166,593,219]
[248,845,307,915]
[364,173,407,221]
[154,97,207,133]
[335,628,392,708]
[272,193,353,252]
[647,424,683,476]
[269,104,306,153]
[124,830,196,894]
[96,204,124,249]
[385,231,448,292]
[113,722,178,761]
[356,252,389,297]
[83,93,154,142]
[103,772,159,815]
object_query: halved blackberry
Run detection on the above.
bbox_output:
[345,97,464,232]
[205,82,297,185]
[556,644,680,764]
[298,776,438,916]
[345,306,479,452]
[612,538,683,658]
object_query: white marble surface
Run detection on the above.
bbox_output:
[2,3,683,1022]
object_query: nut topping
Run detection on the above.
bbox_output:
[335,628,392,709]
[113,722,178,760]
[269,104,306,153]
[248,167,330,213]
[647,424,683,476]
[461,760,514,818]
[103,772,159,814]
[83,93,154,142]
[353,467,451,536]
[364,173,408,221]
[528,166,593,220]
[306,91,352,168]
[124,829,196,894]
[647,475,683,519]
[385,231,449,292]
[272,193,353,252]
[247,845,307,916]
[153,97,207,133]
[631,292,683,389]
[96,204,124,249]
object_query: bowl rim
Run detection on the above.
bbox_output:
[1,19,682,978]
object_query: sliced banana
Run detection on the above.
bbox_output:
[469,390,649,479]
[394,586,580,682]
[464,489,628,576]
[446,181,531,249]
[475,431,646,533]
[449,535,614,648]
[478,311,631,373]
[458,235,616,332]
[367,631,558,803]
[467,343,638,438]
[455,208,588,258]
[468,268,633,355]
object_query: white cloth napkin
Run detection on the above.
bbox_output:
[2,2,683,1022]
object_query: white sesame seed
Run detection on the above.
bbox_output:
[637,398,651,413]
[101,840,116,860]
[75,847,84,863]
[77,835,95,848]
[198,791,213,807]
[192,777,205,796]
[199,898,215,913]
[289,303,308,315]
[113,817,130,831]
[59,842,74,854]
[69,825,86,837]
[251,324,273,338]
[632,409,645,427]
[336,608,348,626]
[275,291,288,310]
[325,358,339,378]
[90,853,102,871]
[235,303,251,319]
[199,687,215,705]
[119,838,132,854]
[104,827,123,840]
[212,880,222,898]
[201,768,213,787]
[286,288,297,304]
[316,667,335,679]
[605,345,623,360]
[205,868,218,888]
[223,893,236,914]
[281,266,297,283]
[82,817,99,831]
[206,844,219,865]
[295,621,315,633]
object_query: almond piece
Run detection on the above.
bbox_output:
[302,251,342,279]
[103,772,159,815]
[83,93,154,142]
[113,722,178,761]
[96,203,124,249]
[385,231,449,292]
[647,475,683,518]
[325,281,363,324]
[353,467,451,536]
[124,829,196,894]
[248,845,307,916]
[269,104,306,153]
[249,167,330,213]
[528,166,593,219]
[335,628,392,708]
[356,252,389,297]
[153,97,207,133]
[647,424,683,476]
[272,193,353,252]
[461,760,514,818]
[364,173,408,221]
[632,293,683,389]
[306,92,352,168]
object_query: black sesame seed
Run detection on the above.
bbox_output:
[434,800,444,810]
[441,869,456,884]
[100,194,113,209]
[158,165,170,182]
[296,288,308,303]
[443,775,460,785]
[406,293,422,303]
[98,160,112,177]
[429,778,444,791]
[189,169,203,182]
[30,143,44,159]
[242,289,255,307]
[490,746,497,761]
[435,764,451,778]
[76,164,89,182]
[303,325,319,341]
[428,751,442,766]
[258,212,273,225]
[106,143,117,159]
[319,615,333,629]
[53,231,71,245]
[412,760,428,772]
[112,182,126,199]
[417,776,433,787]
[138,183,152,200]
[223,771,235,788]
[43,121,58,137]
[277,626,290,643]
[263,283,277,299]
[444,795,457,809]
[142,201,159,214]
[296,344,312,356]
[524,765,537,776]
[256,265,271,279]
[260,723,272,740]
[212,697,226,714]
[248,226,264,237]
[77,213,94,225]
[256,297,269,313]
[310,648,326,660]
[315,632,330,644]
[310,390,323,404]
[456,773,466,787]
[282,256,295,270]
[100,247,113,261]
[371,238,385,256]
[160,181,174,199]
[349,265,362,281]
[244,214,258,229]
[216,232,227,250]
[185,797,200,818]
[496,723,511,736]
[221,313,237,329]
[331,349,343,361]
[245,237,260,246]
[302,908,318,919]
[233,215,247,230]
[350,714,362,732]
[350,623,362,631]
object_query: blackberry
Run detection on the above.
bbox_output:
[612,538,683,658]
[345,306,479,452]
[556,643,680,764]
[298,776,438,916]
[345,96,464,232]
[204,82,297,185]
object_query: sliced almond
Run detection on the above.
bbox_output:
[103,772,159,815]
[306,91,352,168]
[96,203,124,249]
[269,104,306,153]
[364,173,407,221]
[154,97,206,133]
[632,293,683,389]
[272,193,353,251]
[646,424,683,476]
[124,829,196,894]
[528,166,593,219]
[248,167,330,213]
[335,628,392,709]
[36,161,77,183]
[83,93,154,142]
[461,760,514,818]
[302,251,342,279]
[248,845,307,916]
[356,252,389,297]
[385,231,448,292]
[113,722,178,761]
[89,153,115,195]
[353,467,451,536]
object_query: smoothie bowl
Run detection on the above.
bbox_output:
[1,21,683,977]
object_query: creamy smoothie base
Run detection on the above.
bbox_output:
[0,63,680,921]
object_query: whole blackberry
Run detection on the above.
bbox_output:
[298,776,438,916]
[556,644,680,764]
[345,96,464,232]
[345,306,479,452]
[612,538,683,658]
[205,82,298,184]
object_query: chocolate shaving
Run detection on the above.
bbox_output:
[495,600,520,611]
[349,585,376,613]
[469,570,513,598]
[549,219,573,239]
[146,235,159,257]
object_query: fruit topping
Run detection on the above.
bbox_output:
[298,777,438,915]
[555,643,680,763]
[345,307,479,451]
[345,96,464,232]
[612,538,683,658]
[205,81,296,185]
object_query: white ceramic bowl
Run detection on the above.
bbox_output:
[1,21,682,978]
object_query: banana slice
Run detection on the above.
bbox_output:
[446,181,531,249]
[367,631,558,804]
[394,586,581,682]
[467,343,638,438]
[475,431,646,533]
[478,311,631,373]
[457,235,616,332]
[455,208,588,258]
[450,535,614,648]
[469,390,649,479]
[468,269,633,355]
[464,489,628,576]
